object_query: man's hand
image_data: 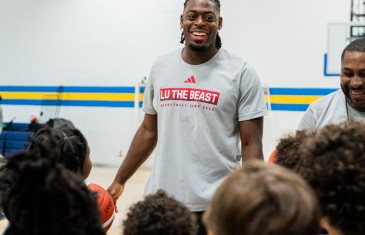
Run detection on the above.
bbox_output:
[107,182,125,213]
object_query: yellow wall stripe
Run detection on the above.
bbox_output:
[0,92,135,101]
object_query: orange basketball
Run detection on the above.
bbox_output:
[268,148,278,163]
[88,183,115,232]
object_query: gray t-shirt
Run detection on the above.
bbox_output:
[298,89,365,130]
[142,48,268,211]
[347,103,365,121]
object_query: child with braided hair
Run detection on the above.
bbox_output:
[0,150,106,235]
[27,124,92,180]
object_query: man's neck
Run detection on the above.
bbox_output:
[181,47,219,65]
[346,98,365,113]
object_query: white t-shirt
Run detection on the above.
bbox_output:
[142,48,268,211]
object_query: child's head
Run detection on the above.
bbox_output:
[123,189,197,235]
[274,129,316,169]
[28,125,92,179]
[0,151,105,235]
[204,160,320,235]
[295,121,365,235]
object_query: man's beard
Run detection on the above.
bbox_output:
[188,43,208,52]
[341,84,365,112]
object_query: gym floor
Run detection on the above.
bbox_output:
[0,165,152,235]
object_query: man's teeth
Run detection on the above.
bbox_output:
[351,90,365,95]
[192,32,206,36]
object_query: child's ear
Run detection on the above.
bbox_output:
[207,228,215,235]
[320,217,331,234]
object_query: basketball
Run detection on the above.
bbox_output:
[268,148,278,163]
[88,183,115,232]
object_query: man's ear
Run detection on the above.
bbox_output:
[218,17,223,30]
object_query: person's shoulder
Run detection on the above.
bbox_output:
[150,48,181,70]
[310,89,342,107]
[218,48,253,68]
[219,49,247,61]
[154,48,181,63]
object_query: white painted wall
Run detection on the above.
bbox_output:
[0,0,352,164]
[221,0,349,87]
[220,0,350,157]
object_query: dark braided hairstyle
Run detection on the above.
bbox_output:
[183,0,220,12]
[0,151,105,235]
[27,125,88,176]
[180,0,222,49]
